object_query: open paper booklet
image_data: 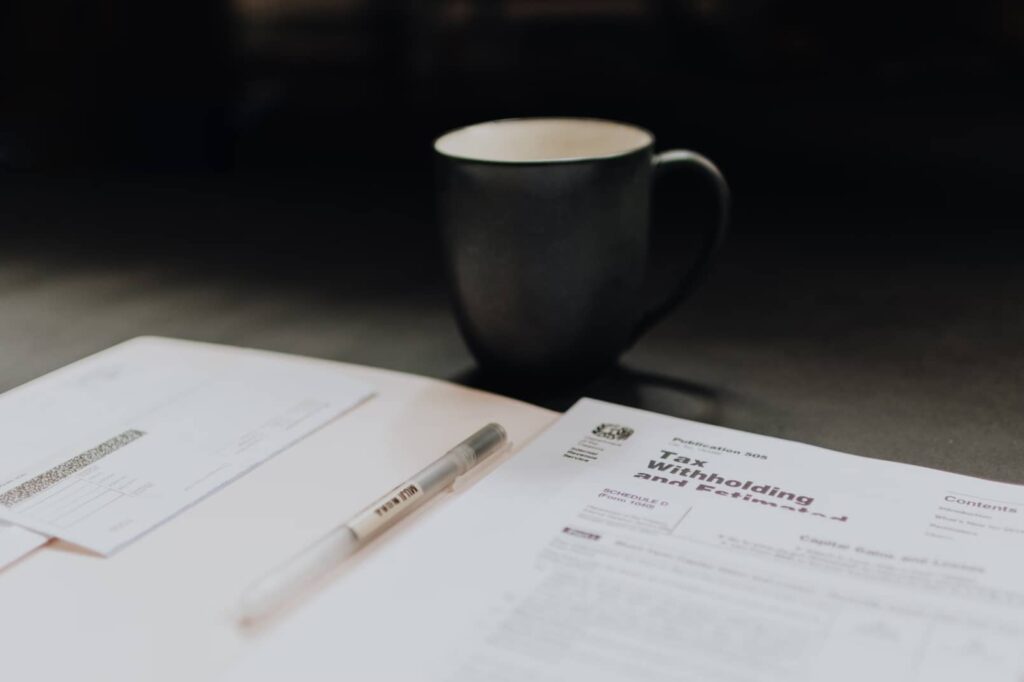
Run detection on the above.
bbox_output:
[2,338,1022,681]
[228,398,1024,682]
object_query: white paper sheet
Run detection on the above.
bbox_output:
[227,398,1024,682]
[0,337,373,555]
[0,522,47,569]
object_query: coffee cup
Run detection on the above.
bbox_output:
[435,117,729,382]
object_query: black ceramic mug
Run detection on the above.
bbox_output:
[435,117,729,382]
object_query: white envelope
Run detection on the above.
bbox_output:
[0,337,373,555]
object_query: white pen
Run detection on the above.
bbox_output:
[236,422,509,624]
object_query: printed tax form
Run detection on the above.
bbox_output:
[227,398,1024,682]
[0,337,373,557]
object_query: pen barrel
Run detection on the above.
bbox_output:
[346,454,462,542]
[239,526,359,623]
[346,423,507,542]
[458,423,507,465]
[237,423,507,624]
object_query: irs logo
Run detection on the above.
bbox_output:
[592,423,634,441]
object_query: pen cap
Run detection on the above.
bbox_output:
[457,423,507,466]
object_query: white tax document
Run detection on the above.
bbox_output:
[0,337,374,555]
[227,398,1024,682]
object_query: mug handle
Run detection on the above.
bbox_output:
[633,149,731,340]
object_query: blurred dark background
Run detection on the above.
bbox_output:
[1,1,1023,476]
[3,1,1022,230]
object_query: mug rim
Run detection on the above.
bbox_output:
[433,116,655,165]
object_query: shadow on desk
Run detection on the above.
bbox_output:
[452,363,724,424]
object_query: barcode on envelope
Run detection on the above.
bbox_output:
[0,429,146,508]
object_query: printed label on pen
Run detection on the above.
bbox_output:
[348,481,423,540]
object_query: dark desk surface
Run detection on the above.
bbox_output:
[1,173,1021,485]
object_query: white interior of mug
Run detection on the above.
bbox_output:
[434,118,653,163]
